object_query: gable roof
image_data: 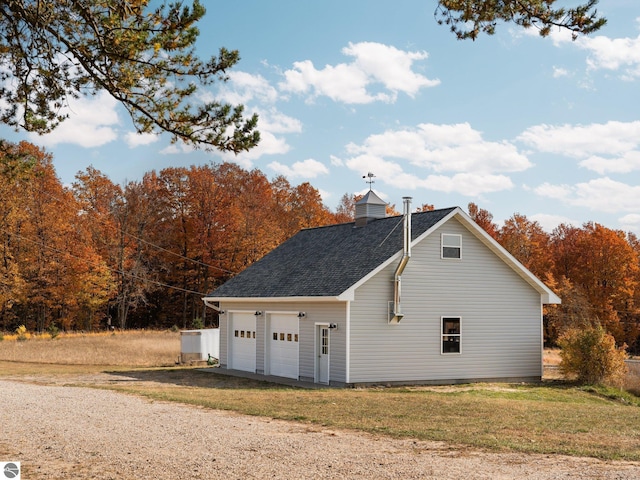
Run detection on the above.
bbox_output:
[206,206,561,304]
[207,207,456,299]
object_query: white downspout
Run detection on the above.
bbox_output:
[389,197,412,324]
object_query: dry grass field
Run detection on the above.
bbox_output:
[0,329,180,366]
[1,330,639,461]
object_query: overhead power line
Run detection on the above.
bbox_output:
[2,228,207,296]
[28,182,236,275]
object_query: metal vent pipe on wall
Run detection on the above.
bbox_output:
[389,196,412,324]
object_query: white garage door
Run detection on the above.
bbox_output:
[269,314,299,379]
[229,313,256,372]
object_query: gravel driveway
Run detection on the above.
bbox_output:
[1,379,639,479]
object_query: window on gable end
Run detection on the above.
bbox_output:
[442,233,461,259]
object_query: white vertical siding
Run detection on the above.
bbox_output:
[349,218,544,384]
[218,301,347,383]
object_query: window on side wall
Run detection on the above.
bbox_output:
[441,233,461,259]
[442,317,461,354]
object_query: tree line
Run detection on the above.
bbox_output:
[2,140,639,354]
[0,141,341,332]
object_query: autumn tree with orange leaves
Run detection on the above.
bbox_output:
[1,139,638,349]
[0,144,112,331]
[551,222,639,347]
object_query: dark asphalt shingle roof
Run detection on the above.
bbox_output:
[208,207,457,298]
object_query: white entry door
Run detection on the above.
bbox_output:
[269,314,299,379]
[316,325,329,384]
[229,313,256,372]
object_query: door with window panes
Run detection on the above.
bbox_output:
[268,314,299,379]
[316,325,329,384]
[229,313,256,372]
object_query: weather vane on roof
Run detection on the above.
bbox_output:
[363,172,375,191]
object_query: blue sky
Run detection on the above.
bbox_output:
[2,1,640,233]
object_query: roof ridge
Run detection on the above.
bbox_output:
[207,205,458,298]
[300,206,459,232]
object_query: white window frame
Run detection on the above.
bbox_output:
[441,233,462,260]
[441,316,461,355]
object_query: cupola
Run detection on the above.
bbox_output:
[355,189,387,226]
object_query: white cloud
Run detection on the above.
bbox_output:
[255,108,302,134]
[159,141,194,155]
[194,71,300,168]
[535,177,640,213]
[220,131,292,169]
[530,213,579,232]
[279,42,439,104]
[344,153,404,183]
[519,121,640,157]
[317,188,331,204]
[579,151,640,174]
[552,66,569,78]
[217,71,279,105]
[545,26,640,79]
[342,42,439,96]
[518,121,640,173]
[422,173,514,196]
[1,56,119,150]
[27,91,119,148]
[546,27,579,47]
[160,121,294,167]
[534,182,572,200]
[582,34,640,78]
[281,59,393,104]
[125,132,160,148]
[341,122,529,196]
[346,122,530,175]
[329,155,344,167]
[344,152,514,196]
[268,158,329,179]
[216,107,302,168]
[619,213,640,233]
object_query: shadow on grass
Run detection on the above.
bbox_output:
[105,367,299,390]
[105,367,590,395]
